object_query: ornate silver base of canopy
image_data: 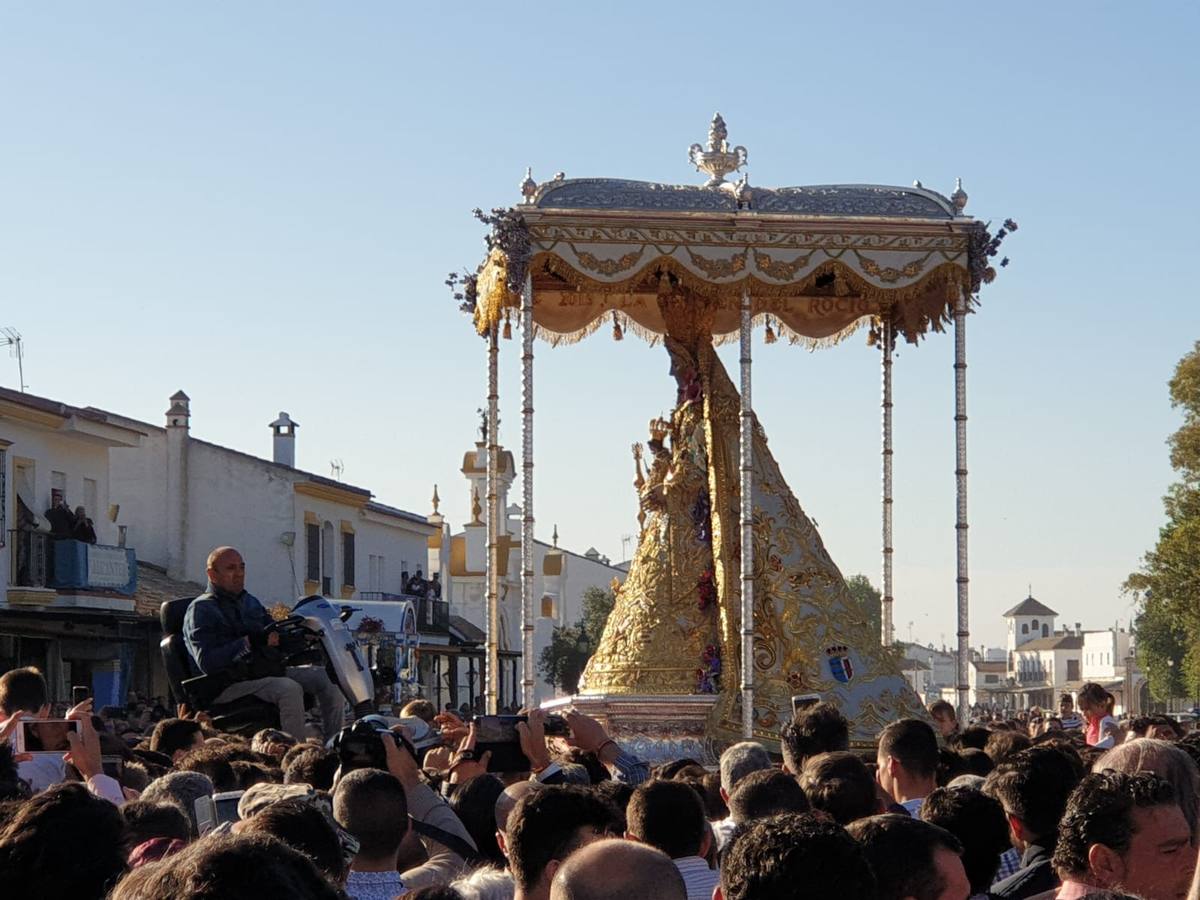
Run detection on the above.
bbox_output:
[542,693,722,767]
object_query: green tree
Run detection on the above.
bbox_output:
[538,585,616,694]
[1126,341,1200,702]
[845,574,883,642]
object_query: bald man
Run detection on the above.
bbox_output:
[183,546,344,739]
[550,839,686,900]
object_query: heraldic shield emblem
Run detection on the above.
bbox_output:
[826,646,854,684]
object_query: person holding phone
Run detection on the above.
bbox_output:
[183,546,345,740]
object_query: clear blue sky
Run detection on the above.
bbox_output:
[2,3,1197,649]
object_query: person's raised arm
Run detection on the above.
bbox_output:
[565,710,648,785]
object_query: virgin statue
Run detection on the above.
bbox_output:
[578,279,924,745]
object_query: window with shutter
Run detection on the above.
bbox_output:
[343,532,355,588]
[306,523,320,582]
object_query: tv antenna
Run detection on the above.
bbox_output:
[330,458,345,480]
[0,327,26,392]
[620,533,635,562]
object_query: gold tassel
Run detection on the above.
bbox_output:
[764,317,777,344]
[612,311,623,341]
[502,311,512,340]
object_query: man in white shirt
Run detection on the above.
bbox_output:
[626,779,718,900]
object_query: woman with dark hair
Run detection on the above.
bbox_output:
[448,773,506,867]
[0,782,128,897]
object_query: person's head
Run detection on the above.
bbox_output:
[727,768,810,823]
[449,774,507,867]
[1093,738,1200,841]
[929,700,959,738]
[177,744,239,792]
[983,744,1083,853]
[506,785,612,898]
[592,779,635,833]
[1077,683,1110,721]
[718,741,772,800]
[877,718,939,801]
[780,702,850,773]
[238,798,347,885]
[400,698,436,723]
[122,800,193,847]
[549,838,685,900]
[452,866,516,900]
[1061,693,1076,717]
[283,746,339,790]
[0,666,48,717]
[985,729,1032,765]
[719,812,875,900]
[954,726,990,751]
[110,832,343,900]
[1053,771,1193,900]
[922,786,1012,895]
[206,546,246,594]
[848,813,970,900]
[956,747,994,778]
[332,767,408,866]
[495,780,543,844]
[150,717,205,762]
[625,778,709,859]
[799,751,880,825]
[140,771,216,837]
[0,782,128,897]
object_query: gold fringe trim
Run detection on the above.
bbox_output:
[481,250,971,346]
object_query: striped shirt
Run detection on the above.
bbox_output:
[674,856,720,900]
[993,846,1022,883]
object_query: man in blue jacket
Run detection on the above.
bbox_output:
[183,546,345,740]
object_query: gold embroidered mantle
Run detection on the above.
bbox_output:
[579,286,925,746]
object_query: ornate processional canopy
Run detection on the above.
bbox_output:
[468,113,1000,348]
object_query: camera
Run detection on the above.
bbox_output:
[332,719,407,774]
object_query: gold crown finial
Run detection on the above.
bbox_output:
[552,524,559,548]
[431,484,440,514]
[471,486,482,524]
[648,417,670,443]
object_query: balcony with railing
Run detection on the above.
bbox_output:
[358,590,449,634]
[7,530,138,611]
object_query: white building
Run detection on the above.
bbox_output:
[0,386,154,706]
[970,659,1008,708]
[1004,594,1058,665]
[1011,631,1083,710]
[439,438,625,708]
[899,642,956,691]
[900,657,931,699]
[106,393,435,605]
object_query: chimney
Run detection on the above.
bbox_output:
[1075,622,1082,635]
[270,412,298,468]
[165,391,190,580]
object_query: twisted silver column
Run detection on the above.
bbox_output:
[486,325,501,715]
[520,275,536,707]
[881,319,895,648]
[740,289,755,738]
[954,289,970,723]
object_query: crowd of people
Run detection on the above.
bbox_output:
[4,545,1200,899]
[4,666,1200,900]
